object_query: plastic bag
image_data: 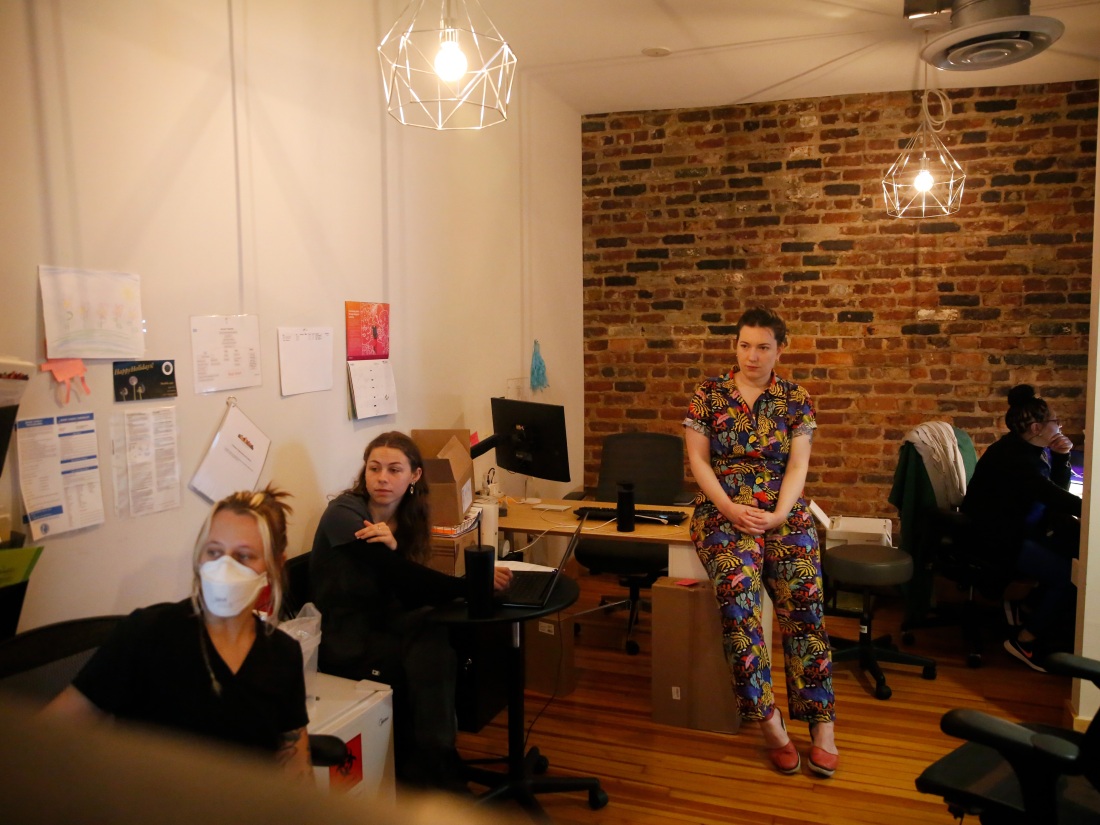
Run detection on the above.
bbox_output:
[281,602,322,686]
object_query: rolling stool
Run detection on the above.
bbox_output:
[823,543,937,700]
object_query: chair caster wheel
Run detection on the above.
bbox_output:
[922,664,937,680]
[902,631,915,645]
[875,682,893,700]
[625,640,640,656]
[533,754,549,774]
[588,788,609,810]
[967,653,983,668]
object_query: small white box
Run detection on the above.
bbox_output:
[826,515,893,548]
[308,673,395,799]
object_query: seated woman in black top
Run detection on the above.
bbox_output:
[961,385,1080,672]
[311,431,510,789]
[44,486,311,778]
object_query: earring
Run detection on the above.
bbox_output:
[407,483,416,496]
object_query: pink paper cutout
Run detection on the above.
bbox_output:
[40,358,91,405]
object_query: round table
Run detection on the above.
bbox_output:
[433,577,608,820]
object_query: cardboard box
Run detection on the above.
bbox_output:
[651,577,740,733]
[825,515,893,548]
[428,529,479,576]
[525,612,576,696]
[412,429,475,526]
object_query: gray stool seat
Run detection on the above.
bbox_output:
[823,542,936,700]
[823,543,913,588]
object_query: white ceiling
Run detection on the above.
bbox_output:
[485,0,1100,114]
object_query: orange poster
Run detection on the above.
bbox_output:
[345,302,390,361]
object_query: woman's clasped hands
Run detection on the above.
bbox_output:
[724,500,784,536]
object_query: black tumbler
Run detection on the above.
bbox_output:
[616,481,635,532]
[464,544,496,618]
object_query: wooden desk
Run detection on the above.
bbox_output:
[497,498,706,579]
[498,498,773,659]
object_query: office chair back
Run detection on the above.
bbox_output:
[574,432,687,654]
[283,551,312,620]
[590,431,686,505]
[0,615,123,704]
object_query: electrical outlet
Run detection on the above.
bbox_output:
[671,686,681,701]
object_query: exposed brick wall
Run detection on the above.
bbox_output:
[581,80,1098,524]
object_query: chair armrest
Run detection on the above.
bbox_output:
[941,709,1080,771]
[1045,652,1100,688]
[563,490,589,501]
[673,492,696,507]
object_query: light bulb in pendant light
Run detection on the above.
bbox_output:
[914,164,935,193]
[434,29,467,82]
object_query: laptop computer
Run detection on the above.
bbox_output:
[496,516,585,608]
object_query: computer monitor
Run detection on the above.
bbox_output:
[470,397,570,483]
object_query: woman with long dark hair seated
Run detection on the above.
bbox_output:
[310,431,509,790]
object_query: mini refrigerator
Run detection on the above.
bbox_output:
[308,672,395,800]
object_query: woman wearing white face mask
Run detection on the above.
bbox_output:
[44,486,311,779]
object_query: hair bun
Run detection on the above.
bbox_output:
[1007,384,1037,407]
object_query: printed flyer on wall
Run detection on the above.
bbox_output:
[16,412,105,540]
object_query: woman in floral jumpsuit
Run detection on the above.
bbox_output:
[683,307,838,777]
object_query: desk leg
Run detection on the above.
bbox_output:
[465,620,608,821]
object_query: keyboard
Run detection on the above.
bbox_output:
[502,571,554,602]
[572,506,686,525]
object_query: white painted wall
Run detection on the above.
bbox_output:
[0,0,583,630]
[1071,65,1100,724]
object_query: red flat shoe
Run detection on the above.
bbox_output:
[767,739,801,775]
[808,745,838,778]
[763,709,801,775]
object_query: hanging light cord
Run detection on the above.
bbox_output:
[921,87,951,134]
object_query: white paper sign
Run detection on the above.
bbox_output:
[190,404,271,502]
[277,327,333,396]
[111,406,181,518]
[347,359,398,420]
[190,315,262,394]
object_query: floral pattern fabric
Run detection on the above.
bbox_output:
[683,369,835,724]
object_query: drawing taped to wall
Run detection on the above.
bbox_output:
[39,266,145,360]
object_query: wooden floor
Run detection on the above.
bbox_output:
[455,570,1073,825]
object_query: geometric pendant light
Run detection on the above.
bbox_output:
[378,0,517,130]
[882,88,966,218]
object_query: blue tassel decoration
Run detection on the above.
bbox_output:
[530,340,549,391]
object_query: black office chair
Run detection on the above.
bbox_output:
[0,613,348,769]
[566,431,690,655]
[916,652,1100,823]
[901,506,1016,668]
[283,551,313,620]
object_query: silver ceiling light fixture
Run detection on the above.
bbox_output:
[906,0,1064,71]
[378,0,517,130]
[882,85,966,218]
